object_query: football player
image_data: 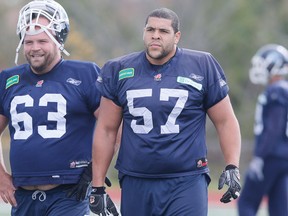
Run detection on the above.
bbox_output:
[238,44,288,216]
[89,7,241,216]
[0,0,116,215]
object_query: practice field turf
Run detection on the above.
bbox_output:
[0,190,269,216]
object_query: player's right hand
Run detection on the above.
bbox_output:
[89,186,120,216]
[0,171,17,207]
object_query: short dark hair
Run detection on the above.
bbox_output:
[145,8,180,33]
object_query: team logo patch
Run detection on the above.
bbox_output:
[119,68,134,80]
[154,73,162,81]
[36,80,44,87]
[6,75,19,89]
[196,158,208,168]
[177,76,202,91]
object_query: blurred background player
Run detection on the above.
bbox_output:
[0,0,111,215]
[89,7,241,216]
[238,44,288,216]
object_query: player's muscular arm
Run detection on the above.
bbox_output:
[94,108,122,154]
[0,114,17,207]
[207,95,241,167]
[208,96,241,203]
[90,99,122,215]
[92,97,122,187]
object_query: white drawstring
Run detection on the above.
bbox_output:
[32,190,46,202]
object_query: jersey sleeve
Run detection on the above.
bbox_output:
[202,53,229,110]
[83,62,102,112]
[96,60,122,106]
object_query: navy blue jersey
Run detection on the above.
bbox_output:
[97,48,229,178]
[0,59,101,186]
[253,80,288,159]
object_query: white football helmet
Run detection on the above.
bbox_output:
[15,0,70,64]
[249,44,288,85]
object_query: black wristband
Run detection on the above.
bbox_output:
[91,186,106,194]
[225,164,238,170]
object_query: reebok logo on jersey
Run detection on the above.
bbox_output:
[177,76,202,91]
[119,68,134,80]
[189,73,204,81]
[6,75,19,89]
[66,78,81,86]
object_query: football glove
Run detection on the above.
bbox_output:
[89,186,120,216]
[247,156,264,181]
[218,164,241,203]
[66,163,112,201]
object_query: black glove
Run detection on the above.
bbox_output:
[218,164,241,203]
[66,163,112,201]
[89,186,120,216]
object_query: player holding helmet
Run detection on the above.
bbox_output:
[0,0,119,215]
[238,44,288,216]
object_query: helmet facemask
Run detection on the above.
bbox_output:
[249,44,288,85]
[249,56,270,85]
[15,0,70,65]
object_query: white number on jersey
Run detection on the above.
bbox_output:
[254,94,266,136]
[127,88,188,134]
[10,94,67,140]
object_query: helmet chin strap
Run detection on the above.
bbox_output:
[43,28,70,56]
[14,26,70,65]
[15,36,25,65]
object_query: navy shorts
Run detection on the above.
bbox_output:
[11,184,90,216]
[119,173,210,216]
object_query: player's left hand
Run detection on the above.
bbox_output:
[218,164,241,203]
[66,163,112,201]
